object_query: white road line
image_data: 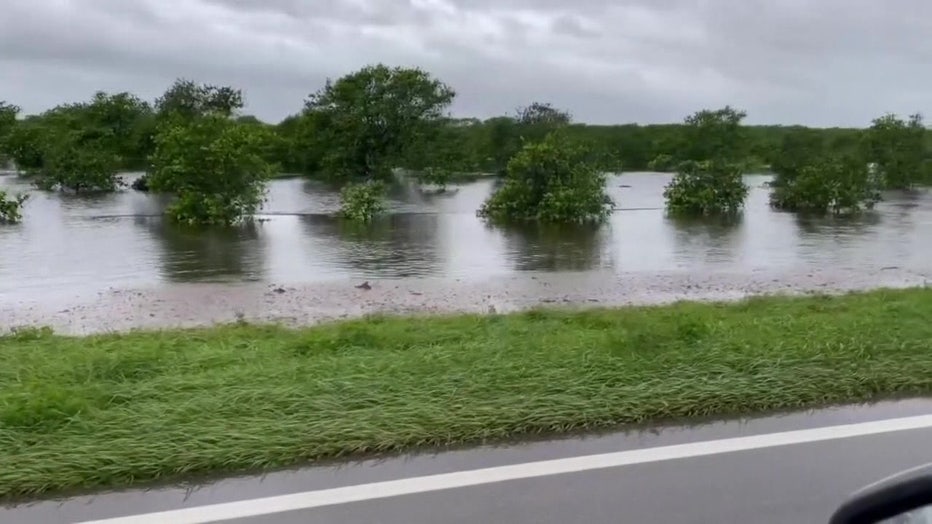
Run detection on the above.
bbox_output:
[77,413,932,524]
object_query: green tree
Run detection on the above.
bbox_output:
[149,114,274,225]
[479,132,613,224]
[3,118,46,172]
[85,91,155,169]
[769,127,828,182]
[270,113,326,175]
[863,113,926,189]
[664,160,749,216]
[680,106,748,164]
[647,153,676,172]
[39,138,121,192]
[4,92,152,191]
[399,117,484,188]
[482,116,520,173]
[0,190,27,224]
[304,64,455,181]
[770,154,881,215]
[155,79,243,121]
[0,102,18,164]
[516,102,572,127]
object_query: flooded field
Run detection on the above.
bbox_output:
[1,172,930,333]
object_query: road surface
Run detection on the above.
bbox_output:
[3,398,931,524]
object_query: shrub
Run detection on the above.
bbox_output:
[478,132,613,224]
[647,153,675,172]
[0,189,27,224]
[149,116,274,225]
[769,155,881,215]
[863,113,926,190]
[663,160,748,216]
[339,181,387,222]
[38,137,121,192]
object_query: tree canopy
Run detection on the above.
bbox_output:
[304,65,455,181]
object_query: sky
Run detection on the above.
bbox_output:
[2,0,931,126]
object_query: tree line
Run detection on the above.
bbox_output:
[0,64,929,225]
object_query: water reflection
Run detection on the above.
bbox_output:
[496,221,611,271]
[299,213,442,278]
[793,212,882,237]
[667,215,745,266]
[135,217,266,282]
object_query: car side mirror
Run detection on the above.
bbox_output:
[830,464,932,523]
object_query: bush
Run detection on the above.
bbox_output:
[478,132,613,224]
[0,189,27,223]
[863,113,926,190]
[769,155,881,215]
[38,137,121,192]
[663,160,748,216]
[149,116,274,225]
[647,153,675,172]
[339,181,387,222]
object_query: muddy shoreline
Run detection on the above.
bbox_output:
[2,266,928,335]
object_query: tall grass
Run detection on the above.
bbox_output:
[2,288,932,499]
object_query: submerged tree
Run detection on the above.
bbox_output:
[149,114,274,225]
[339,180,387,222]
[661,107,751,217]
[148,80,277,224]
[304,64,456,182]
[478,132,613,224]
[863,113,927,189]
[3,119,46,172]
[2,92,152,191]
[664,160,749,216]
[679,106,749,164]
[0,189,27,224]
[38,138,121,192]
[770,154,881,215]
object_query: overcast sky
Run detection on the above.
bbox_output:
[2,0,930,126]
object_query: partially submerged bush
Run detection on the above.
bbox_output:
[663,160,748,216]
[647,153,675,172]
[149,115,274,225]
[478,132,613,224]
[863,113,926,190]
[0,189,27,223]
[38,138,121,192]
[770,155,881,215]
[339,181,386,222]
[414,167,452,191]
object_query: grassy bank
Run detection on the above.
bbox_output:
[2,288,932,499]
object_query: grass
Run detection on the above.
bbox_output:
[2,288,932,499]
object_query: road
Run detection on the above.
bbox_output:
[3,398,931,524]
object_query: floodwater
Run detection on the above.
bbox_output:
[1,172,930,304]
[1,172,930,334]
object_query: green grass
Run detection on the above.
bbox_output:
[3,288,932,499]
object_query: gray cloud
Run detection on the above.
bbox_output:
[1,0,930,126]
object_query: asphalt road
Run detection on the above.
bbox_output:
[4,398,932,524]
